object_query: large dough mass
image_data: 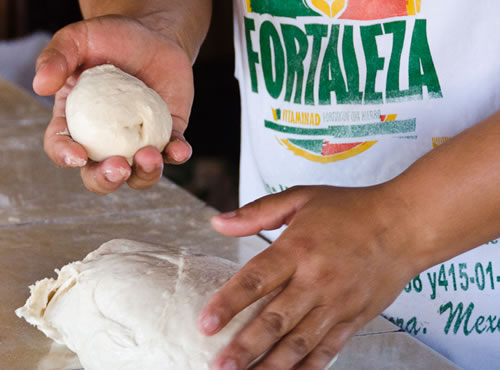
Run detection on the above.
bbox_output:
[16,239,263,370]
[66,65,172,164]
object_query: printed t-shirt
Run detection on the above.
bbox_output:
[232,1,500,368]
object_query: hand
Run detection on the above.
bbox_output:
[35,15,194,194]
[200,185,418,370]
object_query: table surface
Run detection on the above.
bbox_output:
[0,78,458,370]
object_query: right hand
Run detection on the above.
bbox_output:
[35,15,194,194]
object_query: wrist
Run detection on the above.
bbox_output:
[372,180,433,278]
[137,11,206,63]
[79,1,212,63]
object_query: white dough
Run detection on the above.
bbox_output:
[66,65,172,165]
[16,239,265,370]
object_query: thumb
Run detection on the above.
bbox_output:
[33,19,97,96]
[211,187,309,237]
[33,16,172,96]
[33,34,76,96]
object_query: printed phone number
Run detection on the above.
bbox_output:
[405,260,500,300]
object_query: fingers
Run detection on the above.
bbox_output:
[46,88,170,192]
[210,293,363,370]
[211,283,318,370]
[36,16,195,196]
[199,246,296,337]
[253,306,335,370]
[163,128,192,165]
[46,113,165,191]
[211,187,311,237]
[295,322,361,370]
[50,141,165,194]
[44,115,88,168]
[44,87,88,168]
[80,157,131,195]
[127,146,165,189]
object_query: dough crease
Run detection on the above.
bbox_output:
[16,239,265,370]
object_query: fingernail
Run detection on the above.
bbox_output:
[119,167,131,179]
[201,314,220,333]
[169,135,192,162]
[33,62,49,93]
[218,211,237,219]
[64,155,87,168]
[104,168,130,183]
[142,162,156,174]
[221,359,238,370]
[171,148,186,162]
[36,61,47,74]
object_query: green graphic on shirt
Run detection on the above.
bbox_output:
[244,2,443,163]
[248,0,320,18]
[288,139,324,153]
[386,315,428,336]
[245,18,443,105]
[403,260,499,300]
[265,118,416,137]
[440,301,500,336]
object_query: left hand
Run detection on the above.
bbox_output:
[199,185,419,370]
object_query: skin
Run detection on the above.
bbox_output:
[37,0,211,194]
[35,1,500,369]
[204,113,500,369]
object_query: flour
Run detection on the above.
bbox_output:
[16,239,265,370]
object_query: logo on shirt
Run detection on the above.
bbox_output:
[246,0,422,19]
[244,0,442,164]
[306,0,347,19]
[270,109,410,163]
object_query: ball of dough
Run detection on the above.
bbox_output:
[16,240,265,370]
[66,65,172,165]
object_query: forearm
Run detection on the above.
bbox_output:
[389,111,500,271]
[78,0,213,61]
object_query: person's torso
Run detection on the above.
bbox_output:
[232,1,500,368]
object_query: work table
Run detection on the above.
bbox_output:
[0,78,458,369]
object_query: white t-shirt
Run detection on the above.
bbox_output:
[233,1,500,368]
